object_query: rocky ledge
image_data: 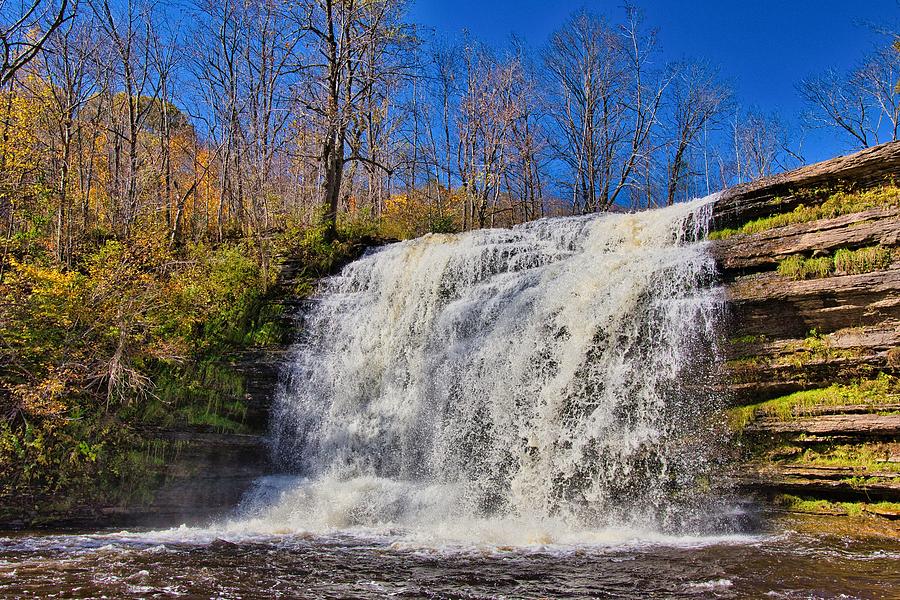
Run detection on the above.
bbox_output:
[710,141,900,516]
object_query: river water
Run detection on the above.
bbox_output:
[4,199,899,598]
[2,516,899,599]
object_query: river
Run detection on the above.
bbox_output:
[2,514,899,599]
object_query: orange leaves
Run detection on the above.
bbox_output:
[380,184,461,239]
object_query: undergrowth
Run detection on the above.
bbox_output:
[0,218,379,520]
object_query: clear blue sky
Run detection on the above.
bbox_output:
[409,0,900,163]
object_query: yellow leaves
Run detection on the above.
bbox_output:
[384,191,410,212]
[10,368,72,419]
[11,257,77,289]
[6,258,79,329]
[0,89,43,179]
[380,185,461,239]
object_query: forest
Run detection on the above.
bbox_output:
[0,0,897,516]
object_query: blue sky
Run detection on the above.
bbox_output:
[409,0,900,163]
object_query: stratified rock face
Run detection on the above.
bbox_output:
[728,270,900,340]
[710,141,900,507]
[101,432,272,527]
[711,142,900,231]
[712,208,900,272]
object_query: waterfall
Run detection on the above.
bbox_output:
[245,197,729,544]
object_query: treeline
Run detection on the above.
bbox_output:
[0,0,897,257]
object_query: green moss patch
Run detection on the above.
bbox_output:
[709,185,900,240]
[777,246,895,280]
[775,494,900,518]
[728,374,900,431]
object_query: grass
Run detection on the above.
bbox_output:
[833,246,896,275]
[776,246,895,280]
[793,443,900,473]
[182,407,247,433]
[727,374,900,431]
[777,255,835,279]
[774,494,900,518]
[779,330,861,366]
[730,334,766,345]
[708,185,900,240]
[726,330,860,378]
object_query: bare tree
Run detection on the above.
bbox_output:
[456,42,521,228]
[432,39,459,215]
[799,44,900,149]
[544,10,625,213]
[505,39,548,222]
[854,46,900,142]
[30,7,98,262]
[732,108,803,182]
[663,61,729,205]
[543,7,668,212]
[91,0,161,234]
[0,0,76,86]
[293,0,412,238]
[190,0,247,240]
[608,4,669,208]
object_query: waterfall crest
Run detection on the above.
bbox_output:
[253,197,729,543]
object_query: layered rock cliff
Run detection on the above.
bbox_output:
[710,141,900,518]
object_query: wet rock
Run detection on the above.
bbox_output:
[726,269,900,339]
[745,414,900,437]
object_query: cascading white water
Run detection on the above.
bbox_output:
[238,196,730,546]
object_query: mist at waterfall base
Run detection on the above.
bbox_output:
[6,197,900,599]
